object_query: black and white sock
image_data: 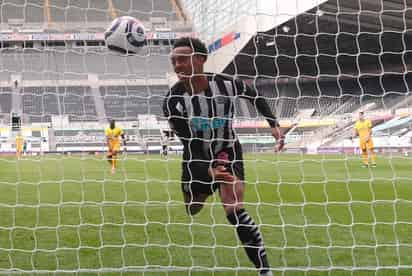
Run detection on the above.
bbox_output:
[227,209,271,275]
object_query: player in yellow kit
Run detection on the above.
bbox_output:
[15,134,24,160]
[105,120,126,174]
[353,111,376,167]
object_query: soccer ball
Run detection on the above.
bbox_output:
[104,16,146,54]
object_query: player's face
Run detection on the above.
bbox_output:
[359,113,364,120]
[171,46,205,81]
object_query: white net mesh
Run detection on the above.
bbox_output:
[0,0,412,275]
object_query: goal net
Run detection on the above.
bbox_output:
[0,0,412,274]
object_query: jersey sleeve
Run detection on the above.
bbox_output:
[367,120,372,129]
[118,128,124,136]
[104,128,110,137]
[162,90,191,139]
[234,79,279,128]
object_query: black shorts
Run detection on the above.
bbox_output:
[181,142,245,195]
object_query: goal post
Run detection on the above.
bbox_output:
[0,0,411,275]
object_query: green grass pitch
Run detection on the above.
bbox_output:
[0,153,411,275]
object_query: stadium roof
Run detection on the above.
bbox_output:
[224,0,412,79]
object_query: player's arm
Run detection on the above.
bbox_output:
[352,129,358,140]
[366,121,373,142]
[162,92,191,140]
[366,129,372,142]
[235,80,284,150]
[104,129,112,150]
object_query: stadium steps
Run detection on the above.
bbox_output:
[12,87,22,114]
[90,87,107,123]
[320,122,355,147]
[330,97,357,115]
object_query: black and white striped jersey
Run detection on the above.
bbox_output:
[163,73,278,160]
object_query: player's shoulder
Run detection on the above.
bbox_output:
[104,127,112,134]
[366,119,373,126]
[165,82,185,109]
[208,72,235,81]
[169,81,186,96]
[208,73,250,95]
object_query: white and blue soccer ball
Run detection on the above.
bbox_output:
[104,16,146,54]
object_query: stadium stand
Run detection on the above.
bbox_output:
[49,0,110,23]
[112,0,178,21]
[1,50,172,79]
[22,86,59,122]
[8,0,411,152]
[1,0,44,23]
[0,88,13,115]
[59,86,97,121]
[277,97,297,118]
[0,0,179,124]
[21,86,97,122]
[100,85,167,120]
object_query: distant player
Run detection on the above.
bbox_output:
[22,140,28,156]
[15,134,24,159]
[105,120,126,174]
[163,37,285,276]
[160,130,172,158]
[353,111,376,167]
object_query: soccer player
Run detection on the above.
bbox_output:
[160,130,172,158]
[105,120,126,174]
[15,133,24,159]
[22,140,28,156]
[353,111,376,167]
[163,37,284,276]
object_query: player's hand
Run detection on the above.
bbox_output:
[275,135,285,152]
[208,165,235,184]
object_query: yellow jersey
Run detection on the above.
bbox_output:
[15,135,24,146]
[105,127,124,142]
[354,119,372,139]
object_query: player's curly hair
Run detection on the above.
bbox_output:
[172,37,208,61]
